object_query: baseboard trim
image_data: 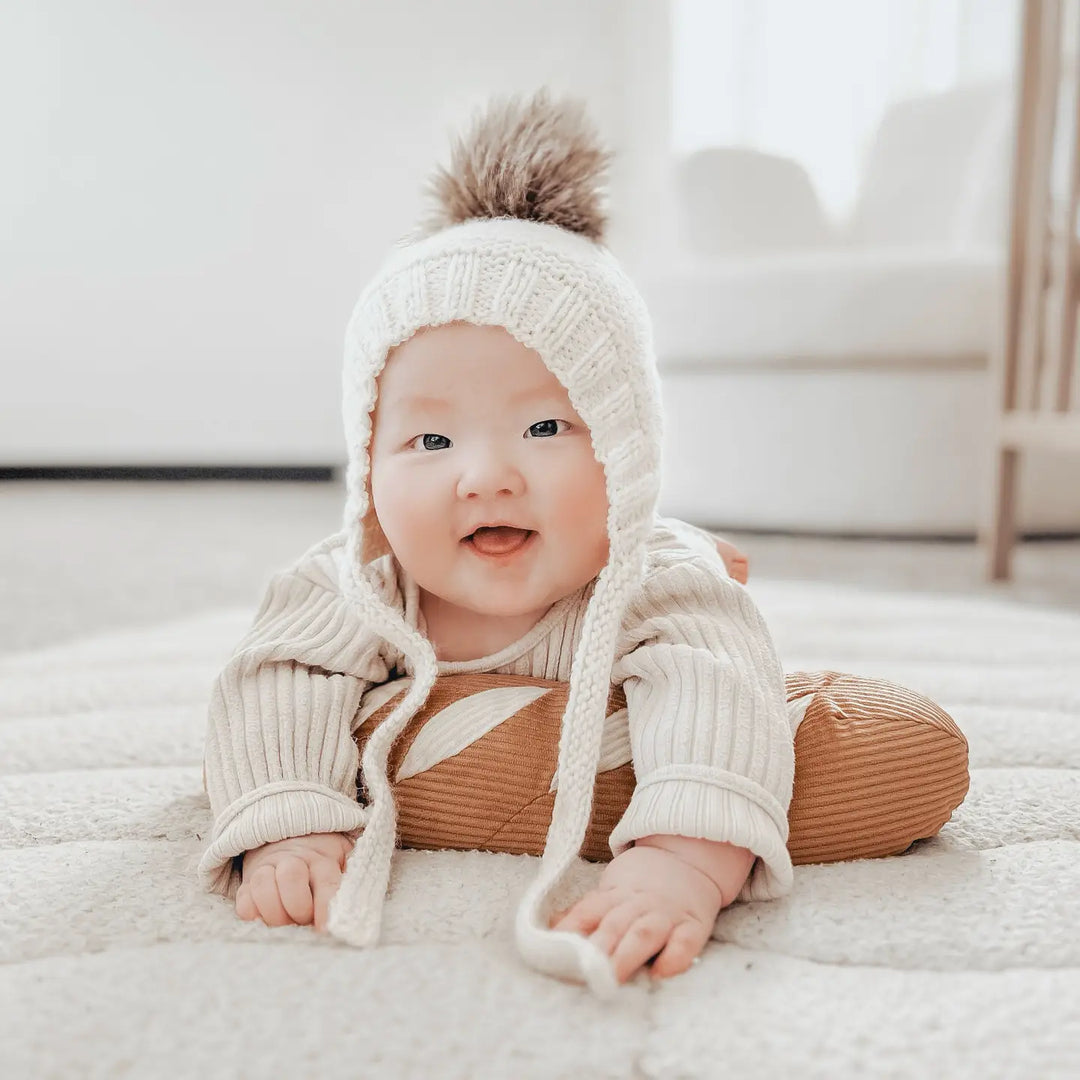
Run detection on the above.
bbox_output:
[0,465,338,482]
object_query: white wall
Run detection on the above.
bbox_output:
[0,0,672,465]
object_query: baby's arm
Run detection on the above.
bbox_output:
[556,553,795,980]
[199,535,391,910]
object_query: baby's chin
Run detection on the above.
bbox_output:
[421,572,569,617]
[444,584,560,618]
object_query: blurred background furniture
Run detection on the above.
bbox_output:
[644,74,1080,536]
[986,0,1080,578]
[0,0,664,470]
[8,0,1080,545]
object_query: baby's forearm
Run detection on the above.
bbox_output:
[633,834,755,908]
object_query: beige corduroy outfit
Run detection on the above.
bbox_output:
[197,90,801,995]
[200,504,796,998]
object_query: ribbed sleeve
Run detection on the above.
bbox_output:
[198,540,395,899]
[608,554,795,901]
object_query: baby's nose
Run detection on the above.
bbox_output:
[457,460,526,500]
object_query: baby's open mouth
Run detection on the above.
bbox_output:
[463,526,536,556]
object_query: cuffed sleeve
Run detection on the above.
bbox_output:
[197,535,395,899]
[609,553,796,901]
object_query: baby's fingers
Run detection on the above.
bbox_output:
[235,883,257,921]
[275,858,318,927]
[648,919,712,980]
[610,913,674,984]
[310,860,344,932]
[550,888,619,935]
[245,864,293,926]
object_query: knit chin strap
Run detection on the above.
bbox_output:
[512,564,629,1000]
[326,499,636,1002]
[325,576,438,947]
[516,901,619,999]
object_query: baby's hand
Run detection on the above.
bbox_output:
[235,831,354,932]
[549,844,724,983]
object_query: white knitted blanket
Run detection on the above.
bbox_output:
[2,579,1078,1079]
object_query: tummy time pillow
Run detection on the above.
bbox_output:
[352,670,970,867]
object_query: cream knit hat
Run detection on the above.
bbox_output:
[324,88,664,999]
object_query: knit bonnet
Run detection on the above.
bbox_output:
[324,88,664,999]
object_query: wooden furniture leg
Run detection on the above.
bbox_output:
[988,446,1019,581]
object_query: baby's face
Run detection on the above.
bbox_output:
[370,321,609,636]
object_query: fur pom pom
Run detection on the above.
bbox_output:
[410,87,613,243]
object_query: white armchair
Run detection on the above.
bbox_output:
[646,80,1080,535]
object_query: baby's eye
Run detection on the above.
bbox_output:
[408,433,451,451]
[526,419,571,438]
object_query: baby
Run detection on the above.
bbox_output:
[198,89,793,996]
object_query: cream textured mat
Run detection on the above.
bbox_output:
[2,579,1078,1078]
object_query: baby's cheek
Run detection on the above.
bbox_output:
[562,470,608,535]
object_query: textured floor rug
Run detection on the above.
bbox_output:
[2,578,1078,1079]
